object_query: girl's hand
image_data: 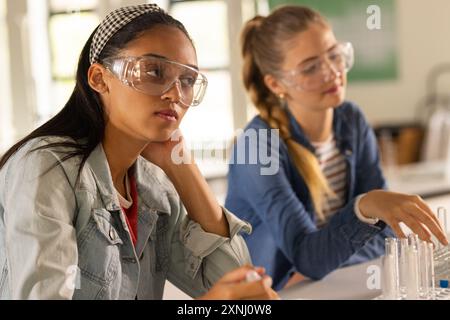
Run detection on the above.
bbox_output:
[142,129,228,236]
[358,190,449,245]
[198,266,280,300]
[140,129,191,171]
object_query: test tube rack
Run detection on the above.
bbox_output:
[377,206,450,300]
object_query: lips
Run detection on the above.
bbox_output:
[323,85,341,94]
[155,109,179,121]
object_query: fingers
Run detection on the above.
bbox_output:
[414,198,443,230]
[377,192,448,245]
[387,218,430,244]
[225,275,274,299]
[401,213,432,242]
[388,220,406,239]
[244,288,280,300]
[199,266,274,300]
[406,200,448,245]
[253,266,266,276]
[218,265,256,283]
[218,265,266,284]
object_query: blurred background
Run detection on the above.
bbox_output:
[3,0,450,298]
[3,0,450,185]
[2,0,450,175]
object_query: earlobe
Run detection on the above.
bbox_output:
[88,64,109,94]
[264,74,285,98]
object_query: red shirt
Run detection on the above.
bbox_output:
[121,174,138,246]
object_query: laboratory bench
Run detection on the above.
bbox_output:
[278,259,382,300]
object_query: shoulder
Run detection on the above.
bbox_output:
[0,136,80,211]
[6,136,80,167]
[336,101,371,130]
[232,116,284,159]
[244,115,271,131]
[237,115,280,143]
[336,101,366,120]
[2,136,82,187]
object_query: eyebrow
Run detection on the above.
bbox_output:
[297,43,339,66]
[142,53,199,70]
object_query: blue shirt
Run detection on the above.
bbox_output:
[225,101,394,290]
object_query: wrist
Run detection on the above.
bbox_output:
[164,160,196,178]
[355,193,379,225]
[153,147,194,175]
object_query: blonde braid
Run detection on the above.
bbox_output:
[261,104,334,221]
[240,7,335,221]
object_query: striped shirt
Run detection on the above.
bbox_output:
[312,135,348,225]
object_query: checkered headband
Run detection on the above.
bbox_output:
[89,3,163,64]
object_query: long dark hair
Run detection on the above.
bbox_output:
[0,10,191,177]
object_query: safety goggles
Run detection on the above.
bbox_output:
[277,42,354,92]
[102,55,208,107]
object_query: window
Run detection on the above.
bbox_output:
[0,1,13,152]
[149,0,170,9]
[46,0,99,119]
[170,0,234,146]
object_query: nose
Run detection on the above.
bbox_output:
[161,80,183,104]
[321,59,341,83]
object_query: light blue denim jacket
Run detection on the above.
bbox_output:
[0,137,252,299]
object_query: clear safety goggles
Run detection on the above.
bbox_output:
[277,42,354,92]
[102,55,208,107]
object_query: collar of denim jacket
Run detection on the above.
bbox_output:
[135,157,172,215]
[85,143,171,215]
[285,101,354,154]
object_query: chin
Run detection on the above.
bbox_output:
[138,129,171,143]
[335,95,346,106]
[324,95,345,109]
[158,128,179,142]
[151,132,173,142]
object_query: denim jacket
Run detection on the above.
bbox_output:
[0,137,252,299]
[225,101,394,290]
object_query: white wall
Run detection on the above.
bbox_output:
[347,0,450,126]
[0,1,14,152]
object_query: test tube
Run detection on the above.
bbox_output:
[434,252,450,288]
[437,207,448,230]
[382,238,399,299]
[437,207,448,248]
[408,233,419,247]
[398,238,409,297]
[405,235,420,300]
[444,255,450,288]
[418,240,430,299]
[435,207,450,287]
[428,242,436,299]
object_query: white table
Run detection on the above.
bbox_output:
[385,161,450,198]
[279,259,382,300]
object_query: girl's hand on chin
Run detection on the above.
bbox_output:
[140,129,192,171]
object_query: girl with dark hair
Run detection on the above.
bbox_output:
[0,4,277,300]
[225,5,448,290]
